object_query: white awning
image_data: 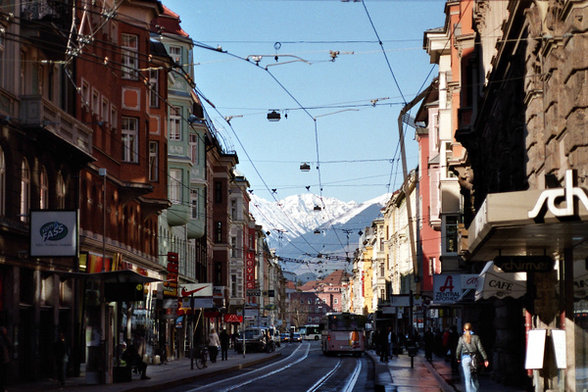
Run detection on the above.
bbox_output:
[475,261,527,301]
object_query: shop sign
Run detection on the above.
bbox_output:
[163,252,178,297]
[245,251,256,289]
[213,286,225,299]
[528,169,588,219]
[180,283,212,297]
[224,313,243,323]
[30,210,77,257]
[494,256,554,273]
[433,274,462,303]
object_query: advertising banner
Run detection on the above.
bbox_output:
[30,210,77,257]
[179,283,212,297]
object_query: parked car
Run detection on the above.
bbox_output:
[292,332,302,342]
[234,327,269,353]
[268,326,281,347]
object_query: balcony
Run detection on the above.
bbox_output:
[20,1,72,61]
[187,217,205,239]
[20,95,93,157]
[167,203,190,226]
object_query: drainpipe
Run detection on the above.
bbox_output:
[396,81,436,290]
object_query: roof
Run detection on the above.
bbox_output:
[151,5,189,38]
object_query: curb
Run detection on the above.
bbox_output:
[422,359,458,392]
[365,351,394,392]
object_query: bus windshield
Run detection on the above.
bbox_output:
[325,314,366,331]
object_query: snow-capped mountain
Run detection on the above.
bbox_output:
[249,193,390,279]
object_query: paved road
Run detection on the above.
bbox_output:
[163,341,374,392]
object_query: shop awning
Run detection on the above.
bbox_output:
[62,269,160,283]
[465,173,588,262]
[475,261,527,301]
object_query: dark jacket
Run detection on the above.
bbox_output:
[455,334,488,361]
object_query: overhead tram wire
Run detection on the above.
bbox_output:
[193,86,324,257]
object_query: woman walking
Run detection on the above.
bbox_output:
[455,322,489,392]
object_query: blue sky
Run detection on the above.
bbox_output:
[162,0,445,203]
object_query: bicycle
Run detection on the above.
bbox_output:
[195,345,208,369]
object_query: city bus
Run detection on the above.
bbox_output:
[320,312,367,356]
[300,324,322,340]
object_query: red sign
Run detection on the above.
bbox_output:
[224,314,243,323]
[163,252,179,297]
[245,250,255,292]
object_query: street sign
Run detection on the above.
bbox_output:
[247,289,261,296]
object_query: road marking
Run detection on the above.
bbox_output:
[341,359,362,392]
[185,343,310,392]
[305,359,342,392]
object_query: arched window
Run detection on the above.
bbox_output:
[0,147,4,215]
[20,158,30,222]
[40,166,48,209]
[56,173,65,209]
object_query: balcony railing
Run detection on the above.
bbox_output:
[20,95,93,157]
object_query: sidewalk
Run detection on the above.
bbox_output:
[368,350,528,392]
[9,348,282,392]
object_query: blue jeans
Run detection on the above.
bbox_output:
[461,355,480,392]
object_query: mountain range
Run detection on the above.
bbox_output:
[249,193,390,281]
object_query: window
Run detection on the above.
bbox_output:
[189,134,198,164]
[231,236,237,257]
[215,221,222,243]
[169,168,182,204]
[0,147,4,215]
[40,166,48,209]
[121,117,138,163]
[169,46,181,63]
[92,89,99,114]
[231,274,237,297]
[334,298,338,304]
[110,106,117,129]
[169,106,181,141]
[56,173,65,209]
[149,141,158,181]
[81,80,90,108]
[444,215,459,254]
[231,199,237,220]
[214,181,222,203]
[190,189,198,219]
[149,69,159,107]
[121,34,138,79]
[20,158,30,222]
[101,97,109,122]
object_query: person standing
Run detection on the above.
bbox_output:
[54,332,69,386]
[424,328,435,362]
[0,327,11,392]
[378,328,388,362]
[219,329,230,361]
[208,329,220,363]
[387,327,395,359]
[455,322,489,392]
